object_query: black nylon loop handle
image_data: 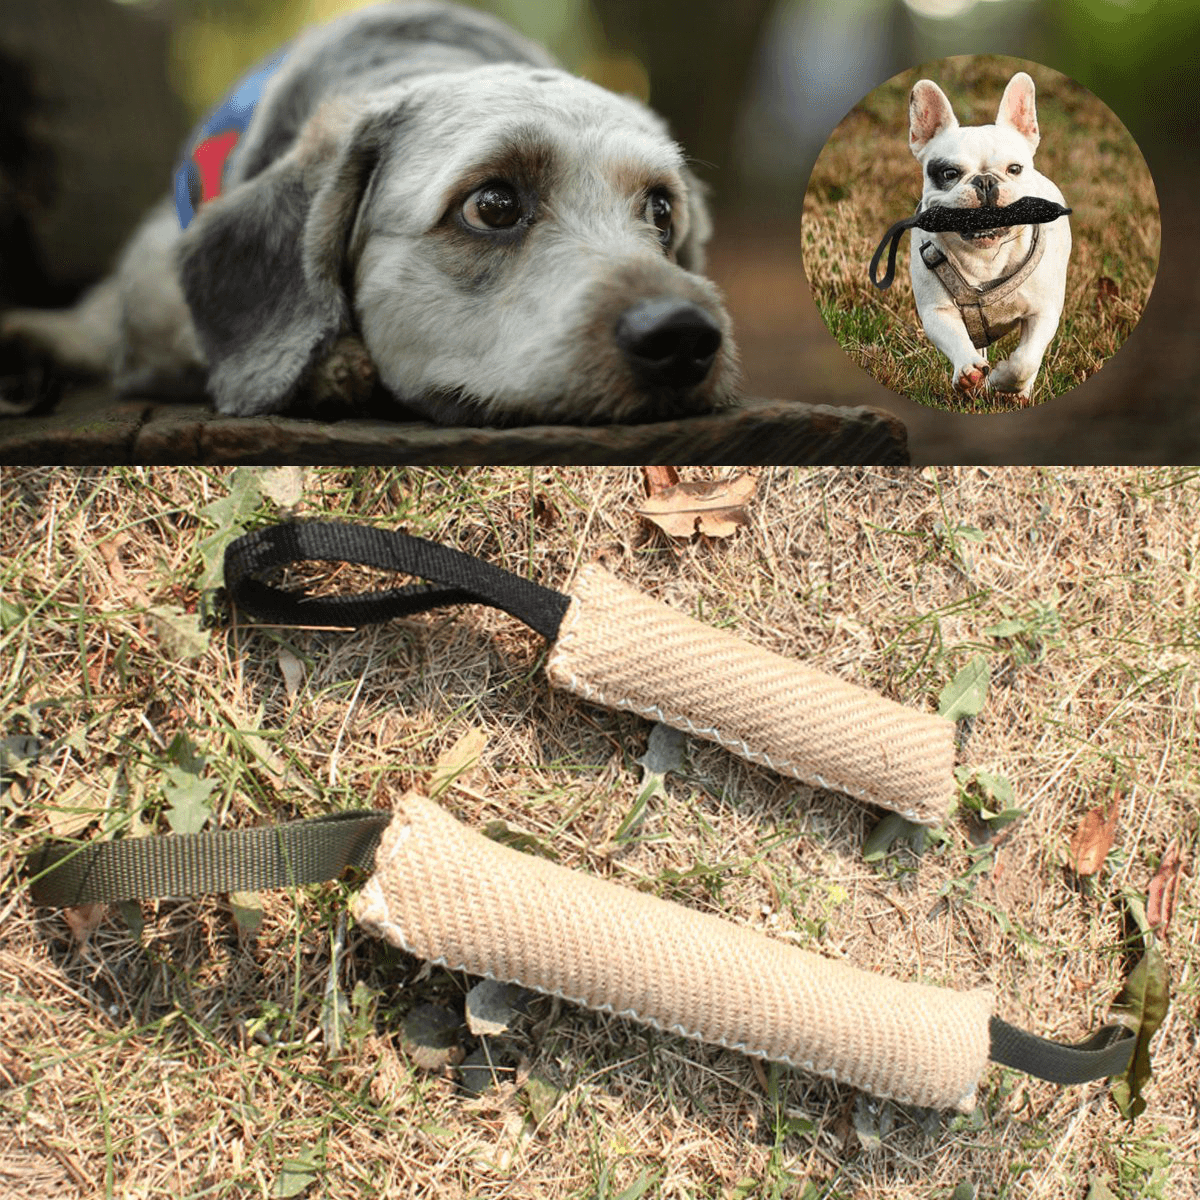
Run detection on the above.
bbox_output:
[224,522,570,641]
[869,197,1073,289]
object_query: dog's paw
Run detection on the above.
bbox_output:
[294,334,378,419]
[989,358,1035,402]
[952,359,990,395]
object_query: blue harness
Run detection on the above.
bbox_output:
[174,49,289,230]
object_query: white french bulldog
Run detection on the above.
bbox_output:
[907,71,1071,403]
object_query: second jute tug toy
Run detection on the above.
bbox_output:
[28,521,1134,1112]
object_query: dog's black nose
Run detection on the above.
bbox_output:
[970,173,1000,205]
[615,300,721,389]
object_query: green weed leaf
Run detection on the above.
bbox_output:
[162,736,217,834]
[197,469,261,590]
[982,618,1028,638]
[163,767,217,834]
[402,1003,462,1071]
[1111,943,1170,1120]
[274,1147,321,1198]
[146,605,210,663]
[617,723,685,842]
[955,766,1023,826]
[0,596,25,631]
[1085,1175,1118,1200]
[939,656,989,720]
[257,466,305,510]
[612,1169,662,1200]
[863,811,927,861]
[229,891,265,936]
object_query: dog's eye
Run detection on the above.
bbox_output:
[1007,163,1023,176]
[462,183,523,230]
[939,167,959,185]
[646,189,673,244]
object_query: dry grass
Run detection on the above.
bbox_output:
[1,466,1197,1200]
[801,56,1161,414]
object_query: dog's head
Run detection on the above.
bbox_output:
[907,72,1043,250]
[179,65,740,423]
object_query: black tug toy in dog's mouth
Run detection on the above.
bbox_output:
[869,197,1072,288]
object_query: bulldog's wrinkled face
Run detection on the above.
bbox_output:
[350,66,741,425]
[909,73,1045,251]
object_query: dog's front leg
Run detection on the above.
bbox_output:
[919,302,990,395]
[989,311,1059,402]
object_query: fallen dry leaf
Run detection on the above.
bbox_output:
[63,903,107,946]
[1096,275,1120,307]
[636,473,757,539]
[1069,792,1121,876]
[98,533,151,608]
[642,466,681,497]
[277,646,305,701]
[44,779,105,838]
[1147,840,1183,939]
[429,726,488,797]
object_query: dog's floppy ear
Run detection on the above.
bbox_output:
[995,72,1040,151]
[676,165,713,275]
[909,80,957,155]
[178,106,395,415]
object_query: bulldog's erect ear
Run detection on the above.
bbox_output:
[996,72,1040,151]
[675,165,713,275]
[909,80,957,155]
[178,105,399,416]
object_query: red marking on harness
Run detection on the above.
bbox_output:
[192,129,240,204]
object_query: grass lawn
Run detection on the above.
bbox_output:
[1,466,1196,1199]
[802,56,1161,414]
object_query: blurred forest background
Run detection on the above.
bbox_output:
[0,0,1197,461]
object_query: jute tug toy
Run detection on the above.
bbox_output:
[355,791,990,1110]
[28,522,1133,1113]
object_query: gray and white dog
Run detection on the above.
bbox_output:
[908,72,1070,402]
[2,2,741,425]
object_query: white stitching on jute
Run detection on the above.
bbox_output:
[547,565,939,826]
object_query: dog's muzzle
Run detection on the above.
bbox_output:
[615,299,722,390]
[969,173,1001,206]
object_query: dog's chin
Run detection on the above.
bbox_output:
[954,228,1007,249]
[397,381,735,428]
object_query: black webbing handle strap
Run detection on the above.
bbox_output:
[222,522,570,641]
[868,197,1073,289]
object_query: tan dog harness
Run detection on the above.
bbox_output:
[919,223,1045,349]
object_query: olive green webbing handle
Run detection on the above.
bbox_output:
[26,811,389,905]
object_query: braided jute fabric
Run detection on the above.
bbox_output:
[545,564,956,826]
[354,793,993,1111]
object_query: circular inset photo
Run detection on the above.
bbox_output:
[802,56,1160,414]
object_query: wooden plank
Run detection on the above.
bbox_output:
[0,393,908,465]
